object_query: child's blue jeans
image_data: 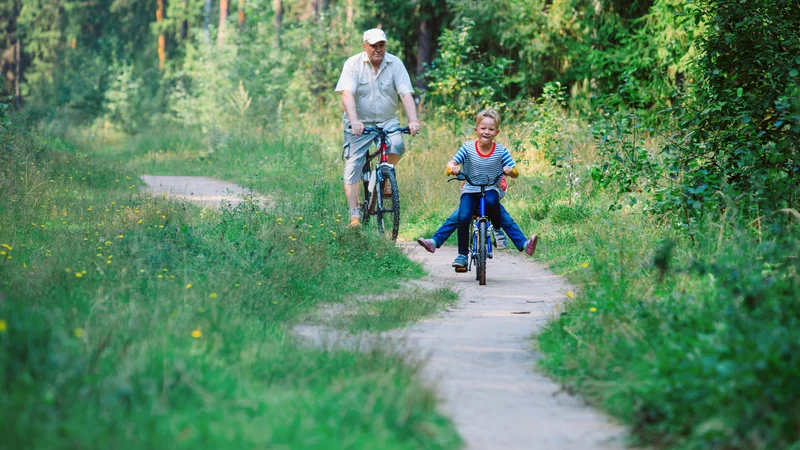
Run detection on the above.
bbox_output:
[431,191,528,255]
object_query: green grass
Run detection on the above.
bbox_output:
[333,288,459,334]
[0,125,461,449]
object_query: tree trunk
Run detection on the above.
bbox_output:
[273,0,282,46]
[204,0,212,43]
[237,0,245,29]
[416,18,434,92]
[218,0,228,47]
[180,0,188,40]
[157,0,165,70]
[14,38,21,108]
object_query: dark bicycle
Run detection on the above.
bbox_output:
[447,168,513,285]
[359,126,411,240]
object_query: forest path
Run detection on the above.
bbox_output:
[392,241,630,450]
[141,175,631,450]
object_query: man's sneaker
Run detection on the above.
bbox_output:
[417,238,437,253]
[493,227,508,249]
[452,254,468,268]
[524,234,539,256]
[348,208,361,228]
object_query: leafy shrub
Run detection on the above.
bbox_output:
[675,0,800,214]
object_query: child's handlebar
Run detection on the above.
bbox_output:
[445,167,518,182]
[448,171,505,188]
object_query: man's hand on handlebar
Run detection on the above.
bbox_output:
[351,121,365,137]
[408,120,421,135]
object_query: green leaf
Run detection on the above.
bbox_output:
[736,87,743,97]
[790,69,799,77]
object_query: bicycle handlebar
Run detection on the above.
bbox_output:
[363,126,411,136]
[447,171,505,188]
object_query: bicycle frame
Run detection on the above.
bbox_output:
[359,126,410,240]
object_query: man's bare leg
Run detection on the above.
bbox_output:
[345,183,361,227]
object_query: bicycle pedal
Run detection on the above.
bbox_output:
[454,266,468,273]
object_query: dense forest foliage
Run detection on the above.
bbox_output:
[3,0,797,213]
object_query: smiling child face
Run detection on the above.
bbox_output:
[475,117,499,147]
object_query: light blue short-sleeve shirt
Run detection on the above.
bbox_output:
[335,52,414,127]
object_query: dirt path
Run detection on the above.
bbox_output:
[395,242,629,449]
[141,175,631,449]
[141,175,272,208]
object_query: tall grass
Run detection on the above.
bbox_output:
[0,124,461,449]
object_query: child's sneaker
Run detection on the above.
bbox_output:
[451,254,468,268]
[524,234,539,256]
[493,227,508,249]
[417,238,437,253]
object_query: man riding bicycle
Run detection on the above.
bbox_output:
[335,28,421,228]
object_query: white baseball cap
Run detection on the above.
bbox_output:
[363,28,387,45]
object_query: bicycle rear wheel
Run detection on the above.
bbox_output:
[477,221,488,285]
[376,166,400,240]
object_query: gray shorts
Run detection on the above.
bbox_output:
[342,118,406,185]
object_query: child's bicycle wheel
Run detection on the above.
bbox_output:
[476,221,488,285]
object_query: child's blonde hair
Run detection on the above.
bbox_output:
[474,108,501,128]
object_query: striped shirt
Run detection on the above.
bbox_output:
[452,141,515,198]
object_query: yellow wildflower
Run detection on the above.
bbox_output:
[590,307,597,313]
[73,328,84,338]
[1,244,12,251]
[566,291,575,298]
[118,234,124,239]
[185,283,192,289]
[191,329,202,338]
[0,319,6,333]
[209,293,218,299]
[582,263,589,268]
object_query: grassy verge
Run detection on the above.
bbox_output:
[332,288,459,334]
[400,119,800,449]
[0,124,461,449]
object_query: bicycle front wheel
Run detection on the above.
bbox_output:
[360,164,374,225]
[376,166,400,240]
[477,221,488,285]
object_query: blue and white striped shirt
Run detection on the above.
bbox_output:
[452,141,515,198]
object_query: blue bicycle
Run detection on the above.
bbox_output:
[447,169,515,285]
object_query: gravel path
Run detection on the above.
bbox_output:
[141,175,632,450]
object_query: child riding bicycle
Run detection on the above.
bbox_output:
[417,108,538,269]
